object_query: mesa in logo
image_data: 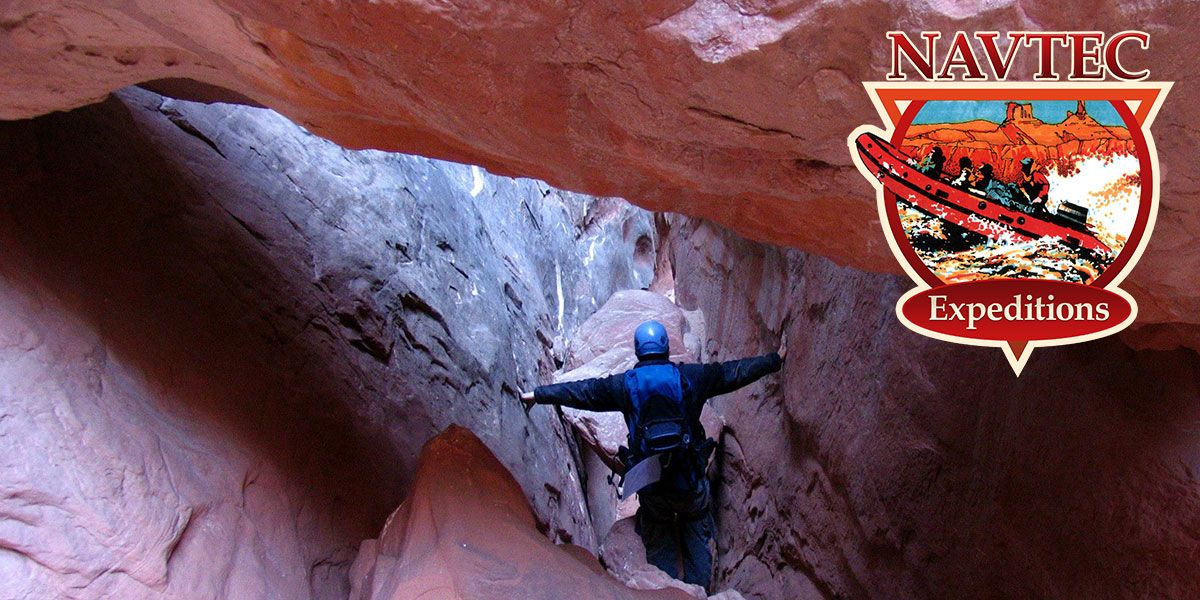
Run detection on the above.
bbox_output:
[848,31,1170,375]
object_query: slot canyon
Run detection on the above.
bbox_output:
[2,2,1199,599]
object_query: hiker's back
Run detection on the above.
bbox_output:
[625,363,689,457]
[624,362,713,491]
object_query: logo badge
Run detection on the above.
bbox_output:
[849,32,1170,374]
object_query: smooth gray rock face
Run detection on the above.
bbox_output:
[0,88,656,599]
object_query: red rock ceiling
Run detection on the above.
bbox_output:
[1,1,1197,339]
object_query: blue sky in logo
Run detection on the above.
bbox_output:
[911,100,1125,127]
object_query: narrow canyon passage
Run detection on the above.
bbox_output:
[0,88,652,598]
[2,87,1199,600]
[4,2,1200,599]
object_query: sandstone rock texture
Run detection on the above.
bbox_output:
[600,517,726,600]
[3,4,1200,599]
[1,1,1198,341]
[347,425,692,600]
[664,215,1200,599]
[0,90,658,598]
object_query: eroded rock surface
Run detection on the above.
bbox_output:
[2,6,1200,595]
[1,1,1198,338]
[347,426,692,600]
[0,90,658,598]
[600,518,715,600]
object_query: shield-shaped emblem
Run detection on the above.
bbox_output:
[850,82,1170,374]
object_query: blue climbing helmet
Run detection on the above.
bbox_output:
[633,320,669,358]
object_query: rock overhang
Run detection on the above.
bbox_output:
[1,1,1197,342]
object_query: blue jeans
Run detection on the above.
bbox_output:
[635,478,715,589]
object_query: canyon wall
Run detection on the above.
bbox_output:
[0,89,658,598]
[664,216,1200,599]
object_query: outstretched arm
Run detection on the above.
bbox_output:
[524,374,625,412]
[694,352,783,399]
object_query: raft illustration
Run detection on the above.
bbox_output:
[854,132,1112,256]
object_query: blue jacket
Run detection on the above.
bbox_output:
[533,352,783,487]
[534,352,782,414]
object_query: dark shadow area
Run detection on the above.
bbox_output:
[138,78,267,108]
[0,94,407,551]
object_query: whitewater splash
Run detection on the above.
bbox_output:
[899,152,1140,285]
[1046,153,1140,253]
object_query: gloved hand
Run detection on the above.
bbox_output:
[778,327,788,362]
[520,391,536,411]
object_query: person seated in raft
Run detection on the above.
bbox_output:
[1017,157,1050,211]
[974,163,996,193]
[975,163,1029,212]
[916,146,946,178]
[949,156,975,188]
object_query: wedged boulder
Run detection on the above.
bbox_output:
[563,289,700,372]
[347,425,692,600]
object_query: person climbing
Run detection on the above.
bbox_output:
[917,146,946,178]
[519,320,784,590]
[1017,157,1050,210]
[949,156,974,188]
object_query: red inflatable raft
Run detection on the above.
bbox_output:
[854,132,1112,256]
